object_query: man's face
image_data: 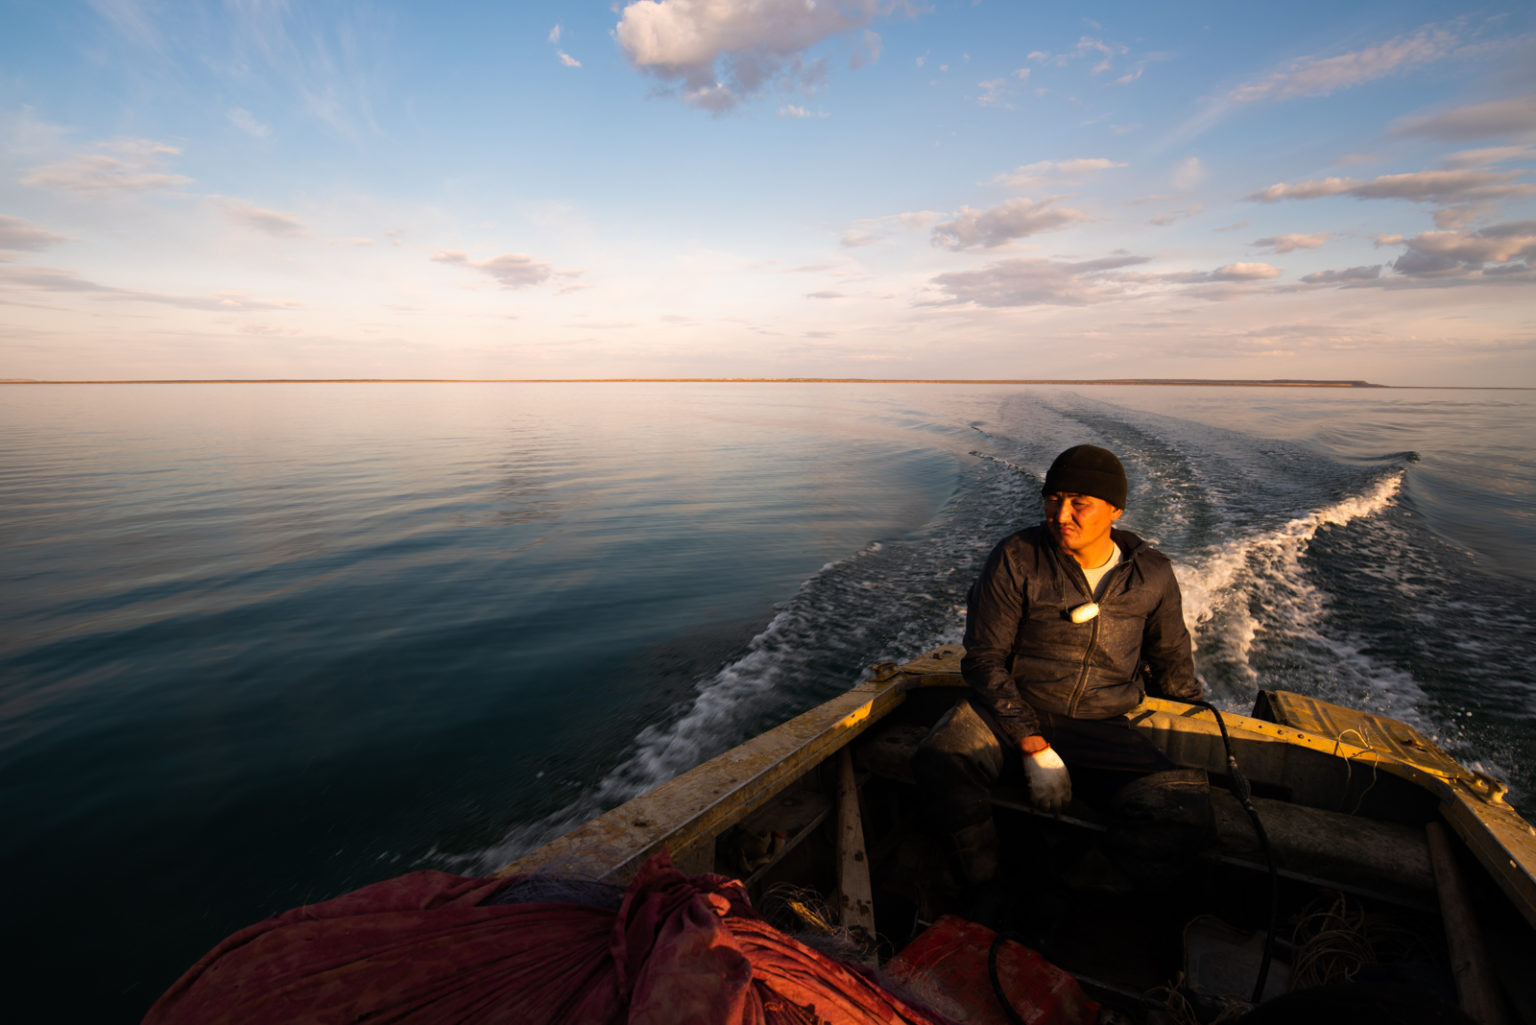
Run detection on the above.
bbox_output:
[1043,491,1123,561]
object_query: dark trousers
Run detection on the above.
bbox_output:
[913,698,1178,833]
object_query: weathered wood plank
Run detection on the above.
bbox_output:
[835,748,877,966]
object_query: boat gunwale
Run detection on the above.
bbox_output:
[499,647,1536,930]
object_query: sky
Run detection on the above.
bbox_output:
[1,1,1533,386]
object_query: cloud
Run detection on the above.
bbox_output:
[931,197,1090,250]
[614,0,902,112]
[218,2,389,140]
[1025,36,1130,76]
[1254,233,1329,253]
[0,215,70,251]
[1171,156,1205,190]
[89,0,163,51]
[431,250,559,288]
[0,262,300,310]
[1248,169,1536,205]
[221,199,306,237]
[1387,221,1536,277]
[1300,266,1381,284]
[1432,205,1499,230]
[1169,25,1477,147]
[976,78,1016,109]
[227,107,271,138]
[1115,64,1145,86]
[1392,96,1536,142]
[1076,36,1128,75]
[1211,262,1280,281]
[928,255,1147,307]
[1148,205,1202,226]
[1441,145,1536,169]
[548,19,581,63]
[778,104,827,118]
[1229,25,1458,103]
[1119,263,1281,290]
[806,290,845,299]
[22,138,193,193]
[995,158,1124,189]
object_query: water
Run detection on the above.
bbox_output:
[1,382,1532,1021]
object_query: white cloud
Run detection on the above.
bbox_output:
[1069,36,1127,75]
[558,51,582,67]
[928,255,1147,307]
[1249,169,1536,205]
[778,104,826,118]
[1254,233,1329,253]
[227,108,271,138]
[221,199,306,237]
[1229,25,1458,103]
[1392,96,1536,142]
[0,215,70,251]
[1388,221,1536,277]
[850,29,881,70]
[1211,262,1280,281]
[1300,266,1381,284]
[548,24,562,44]
[976,78,1015,109]
[89,0,163,51]
[1025,36,1129,75]
[1433,205,1499,230]
[1148,204,1202,226]
[1441,145,1536,170]
[431,250,559,289]
[22,138,193,193]
[1171,156,1205,191]
[931,198,1090,250]
[0,262,300,310]
[614,0,902,112]
[996,158,1124,189]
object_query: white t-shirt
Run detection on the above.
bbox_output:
[1081,542,1121,597]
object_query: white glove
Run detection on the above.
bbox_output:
[1025,746,1072,811]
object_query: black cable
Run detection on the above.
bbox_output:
[987,931,1030,1025]
[983,699,1280,1015]
[1192,698,1279,1005]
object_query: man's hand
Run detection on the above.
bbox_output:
[1021,736,1071,811]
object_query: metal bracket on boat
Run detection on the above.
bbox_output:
[1461,771,1510,805]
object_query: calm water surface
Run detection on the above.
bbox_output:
[1,382,1531,1021]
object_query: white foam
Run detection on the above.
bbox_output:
[1177,471,1435,725]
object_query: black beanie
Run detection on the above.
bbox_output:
[1042,445,1127,508]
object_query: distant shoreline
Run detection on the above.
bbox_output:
[1,377,1529,389]
[0,376,1386,387]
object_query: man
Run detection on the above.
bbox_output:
[914,444,1204,886]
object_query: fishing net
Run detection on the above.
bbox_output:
[142,851,951,1025]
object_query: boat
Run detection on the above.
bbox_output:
[499,645,1536,1024]
[145,645,1536,1024]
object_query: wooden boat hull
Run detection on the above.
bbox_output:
[503,645,1536,1021]
[500,646,1534,925]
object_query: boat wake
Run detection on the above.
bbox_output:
[1179,470,1426,709]
[443,394,1531,870]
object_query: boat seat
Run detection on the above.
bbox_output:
[853,720,1436,906]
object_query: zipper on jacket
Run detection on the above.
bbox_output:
[1064,551,1134,717]
[1066,613,1100,717]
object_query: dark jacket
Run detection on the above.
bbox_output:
[960,524,1199,746]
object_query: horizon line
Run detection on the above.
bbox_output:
[0,376,1389,387]
[2,376,1529,389]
